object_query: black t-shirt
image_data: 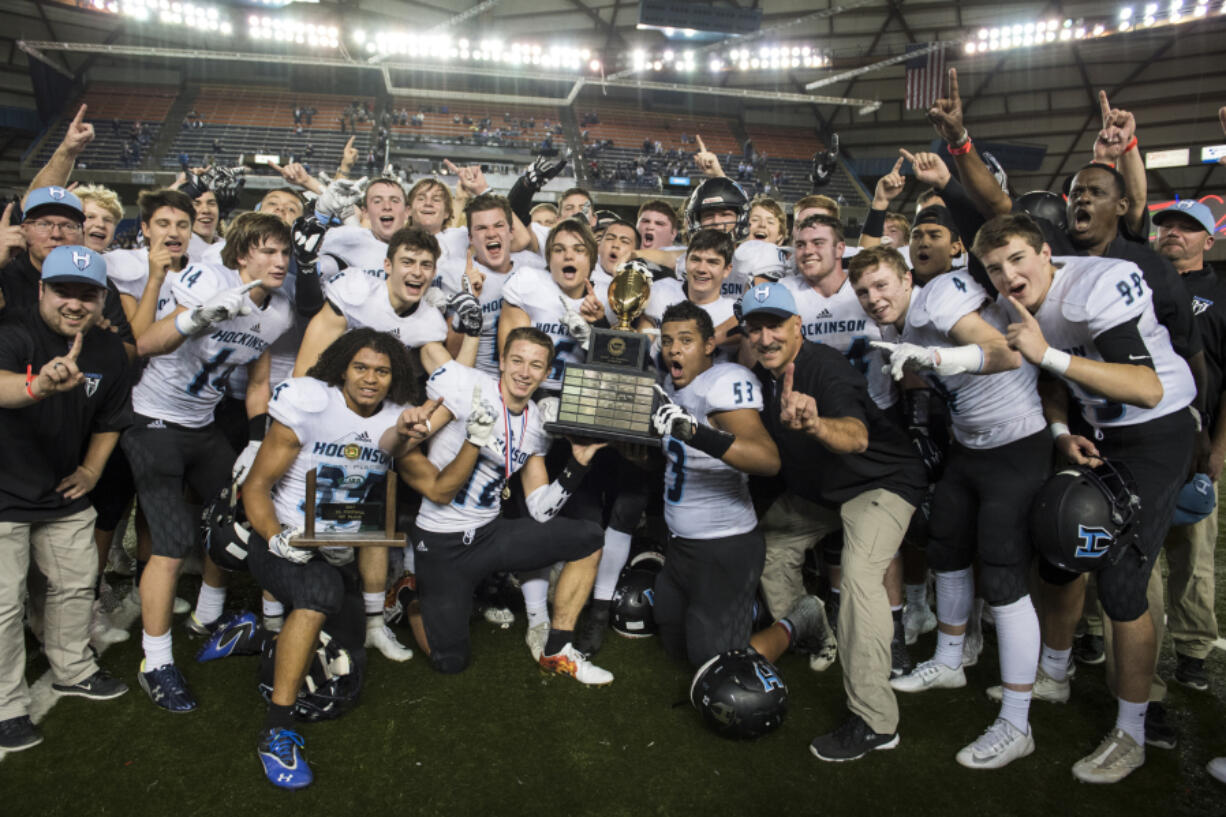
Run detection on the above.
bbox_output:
[0,253,135,346]
[0,308,133,521]
[755,341,927,508]
[1182,263,1226,429]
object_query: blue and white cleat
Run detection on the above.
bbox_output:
[196,611,262,662]
[258,728,313,789]
[138,661,198,712]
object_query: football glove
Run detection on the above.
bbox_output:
[268,525,310,565]
[449,291,483,337]
[175,279,259,336]
[559,296,592,350]
[524,155,569,190]
[315,175,367,222]
[421,287,449,311]
[651,388,697,440]
[872,340,982,381]
[537,395,560,425]
[202,166,244,213]
[231,440,261,486]
[466,385,496,448]
[291,214,330,269]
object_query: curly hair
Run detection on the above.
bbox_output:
[305,328,423,407]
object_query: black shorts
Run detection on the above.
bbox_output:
[120,415,235,559]
[213,395,249,457]
[89,444,136,532]
[414,514,603,673]
[246,533,364,652]
[653,529,765,667]
[1039,409,1194,621]
[927,429,1052,606]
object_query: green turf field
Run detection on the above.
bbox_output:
[5,539,1226,816]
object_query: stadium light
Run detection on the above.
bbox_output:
[621,41,829,73]
[248,16,339,48]
[118,0,233,35]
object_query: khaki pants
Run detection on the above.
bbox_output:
[0,508,99,720]
[760,490,914,734]
[1163,504,1219,660]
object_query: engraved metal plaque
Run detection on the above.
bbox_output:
[545,362,661,446]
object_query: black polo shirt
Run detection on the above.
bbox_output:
[0,253,134,346]
[1183,263,1226,429]
[0,308,133,522]
[755,341,927,508]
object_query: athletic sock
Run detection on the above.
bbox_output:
[264,703,295,733]
[544,628,573,656]
[142,630,173,668]
[999,688,1032,735]
[1116,698,1148,745]
[904,582,926,607]
[521,568,551,629]
[363,591,383,628]
[593,529,632,601]
[262,598,284,619]
[934,630,965,670]
[194,583,226,625]
[1039,644,1072,682]
[777,617,796,647]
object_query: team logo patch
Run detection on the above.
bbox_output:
[1193,296,1213,316]
[49,186,67,200]
[72,250,93,271]
[83,373,102,397]
[462,529,475,546]
[1074,524,1113,560]
[753,285,772,303]
[342,443,361,459]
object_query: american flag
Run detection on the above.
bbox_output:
[904,43,948,110]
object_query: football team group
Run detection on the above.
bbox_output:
[2,70,1224,791]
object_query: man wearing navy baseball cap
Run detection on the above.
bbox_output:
[0,244,133,753]
[741,281,927,763]
[0,186,133,354]
[1152,198,1225,696]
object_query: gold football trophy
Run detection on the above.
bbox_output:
[544,260,662,445]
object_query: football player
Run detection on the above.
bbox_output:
[76,185,122,254]
[854,246,1049,769]
[395,327,611,682]
[974,213,1196,783]
[747,197,786,245]
[242,328,434,789]
[641,229,740,354]
[106,189,195,338]
[635,200,682,251]
[122,212,294,713]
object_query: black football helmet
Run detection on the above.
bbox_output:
[202,483,252,572]
[684,177,750,240]
[258,630,364,722]
[1016,190,1068,234]
[611,551,663,638]
[690,649,789,739]
[1030,459,1142,573]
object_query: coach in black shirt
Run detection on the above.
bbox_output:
[0,245,131,753]
[743,281,925,763]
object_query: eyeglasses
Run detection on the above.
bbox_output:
[26,219,84,235]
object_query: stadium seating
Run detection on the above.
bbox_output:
[28,84,174,169]
[387,100,563,151]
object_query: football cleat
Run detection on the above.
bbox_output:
[808,631,838,673]
[783,595,830,655]
[365,621,413,662]
[890,659,966,693]
[258,728,313,789]
[90,600,130,646]
[197,611,262,662]
[383,573,417,627]
[987,665,1070,704]
[184,612,221,637]
[480,605,515,628]
[173,596,191,615]
[956,718,1035,769]
[1073,632,1105,665]
[539,643,614,686]
[902,601,937,645]
[525,622,549,663]
[138,661,197,713]
[1072,728,1144,784]
[1208,756,1226,784]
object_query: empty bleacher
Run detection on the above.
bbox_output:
[29,84,174,169]
[388,99,562,151]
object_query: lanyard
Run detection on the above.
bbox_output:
[499,391,526,499]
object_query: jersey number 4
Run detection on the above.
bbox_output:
[187,348,237,396]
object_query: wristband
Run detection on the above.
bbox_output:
[948,137,973,157]
[950,129,970,148]
[1049,422,1071,440]
[863,207,886,238]
[690,423,736,459]
[1039,346,1072,376]
[556,455,592,493]
[24,364,42,401]
[1122,136,1138,154]
[248,413,270,442]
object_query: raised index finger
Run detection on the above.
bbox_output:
[695,134,707,153]
[1098,90,1112,124]
[71,104,87,128]
[344,135,356,152]
[67,332,83,361]
[892,153,908,173]
[443,159,460,175]
[782,362,795,396]
[948,67,959,101]
[1004,294,1031,322]
[1,203,12,226]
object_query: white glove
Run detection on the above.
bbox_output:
[466,385,497,448]
[559,296,592,350]
[871,341,936,382]
[268,525,310,564]
[651,388,697,440]
[421,286,448,311]
[231,440,261,486]
[314,175,367,222]
[319,546,354,566]
[175,279,260,336]
[537,395,560,424]
[871,340,983,381]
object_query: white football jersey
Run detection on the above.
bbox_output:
[132,261,293,427]
[323,267,447,349]
[662,362,762,539]
[188,232,224,263]
[436,254,543,378]
[105,247,152,301]
[643,278,736,328]
[320,225,388,281]
[730,240,792,296]
[436,226,469,261]
[268,378,402,539]
[500,266,587,393]
[1032,256,1195,428]
[416,362,550,533]
[783,275,895,409]
[899,271,1044,449]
